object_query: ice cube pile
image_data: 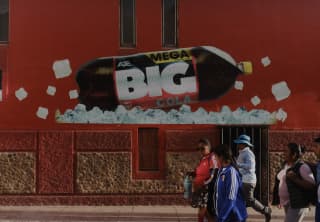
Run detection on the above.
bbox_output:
[56,104,286,124]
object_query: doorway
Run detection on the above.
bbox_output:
[219,125,269,204]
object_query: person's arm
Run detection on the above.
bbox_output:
[204,168,219,185]
[286,164,315,190]
[217,168,238,222]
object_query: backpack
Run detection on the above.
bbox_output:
[292,161,317,205]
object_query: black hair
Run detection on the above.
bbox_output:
[287,143,306,158]
[198,138,212,152]
[214,144,239,170]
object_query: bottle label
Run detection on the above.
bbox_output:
[114,48,199,109]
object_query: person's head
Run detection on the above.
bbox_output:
[197,138,211,156]
[233,134,253,150]
[314,137,320,159]
[214,144,233,166]
[285,143,306,163]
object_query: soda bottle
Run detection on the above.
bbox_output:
[76,46,252,111]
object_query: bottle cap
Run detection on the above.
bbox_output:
[238,61,253,75]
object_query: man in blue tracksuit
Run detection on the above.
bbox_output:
[314,137,320,222]
[215,165,247,222]
[214,144,247,222]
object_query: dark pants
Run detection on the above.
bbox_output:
[316,202,320,222]
[242,183,266,214]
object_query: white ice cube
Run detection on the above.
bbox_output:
[261,56,271,67]
[74,103,87,112]
[179,104,192,113]
[53,59,72,79]
[36,107,49,119]
[192,108,209,124]
[15,88,28,101]
[69,90,79,99]
[87,106,104,123]
[251,96,261,106]
[275,108,287,122]
[271,81,291,101]
[234,81,244,90]
[46,86,56,96]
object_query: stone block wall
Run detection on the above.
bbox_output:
[0,128,212,205]
[0,129,318,205]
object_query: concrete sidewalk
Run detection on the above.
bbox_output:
[0,205,315,221]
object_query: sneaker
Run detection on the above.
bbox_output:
[264,206,272,222]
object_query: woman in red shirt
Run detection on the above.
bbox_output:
[188,138,219,222]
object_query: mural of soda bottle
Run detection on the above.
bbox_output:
[76,46,252,111]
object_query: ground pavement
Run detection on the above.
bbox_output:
[0,205,315,222]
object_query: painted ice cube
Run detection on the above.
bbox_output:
[74,103,87,112]
[115,105,128,123]
[87,106,104,123]
[36,107,49,119]
[275,108,287,122]
[207,111,222,124]
[101,110,117,123]
[179,104,192,113]
[15,88,28,101]
[69,90,79,99]
[234,81,244,91]
[271,81,291,101]
[143,109,163,124]
[192,107,209,124]
[261,56,271,67]
[248,109,273,124]
[232,107,248,123]
[220,105,235,123]
[124,107,143,123]
[46,86,56,96]
[251,96,261,106]
[53,59,72,79]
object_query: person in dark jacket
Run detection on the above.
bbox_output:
[276,143,315,222]
[313,137,320,222]
[213,144,247,222]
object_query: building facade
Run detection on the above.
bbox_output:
[0,0,319,205]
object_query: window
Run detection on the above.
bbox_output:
[120,0,136,47]
[162,0,177,47]
[220,125,269,204]
[133,127,165,179]
[138,128,159,171]
[0,0,9,42]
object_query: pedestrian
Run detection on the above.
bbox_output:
[275,143,315,222]
[187,138,219,222]
[213,144,247,222]
[233,134,272,222]
[206,146,221,221]
[313,137,320,222]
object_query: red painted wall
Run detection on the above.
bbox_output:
[0,0,319,130]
